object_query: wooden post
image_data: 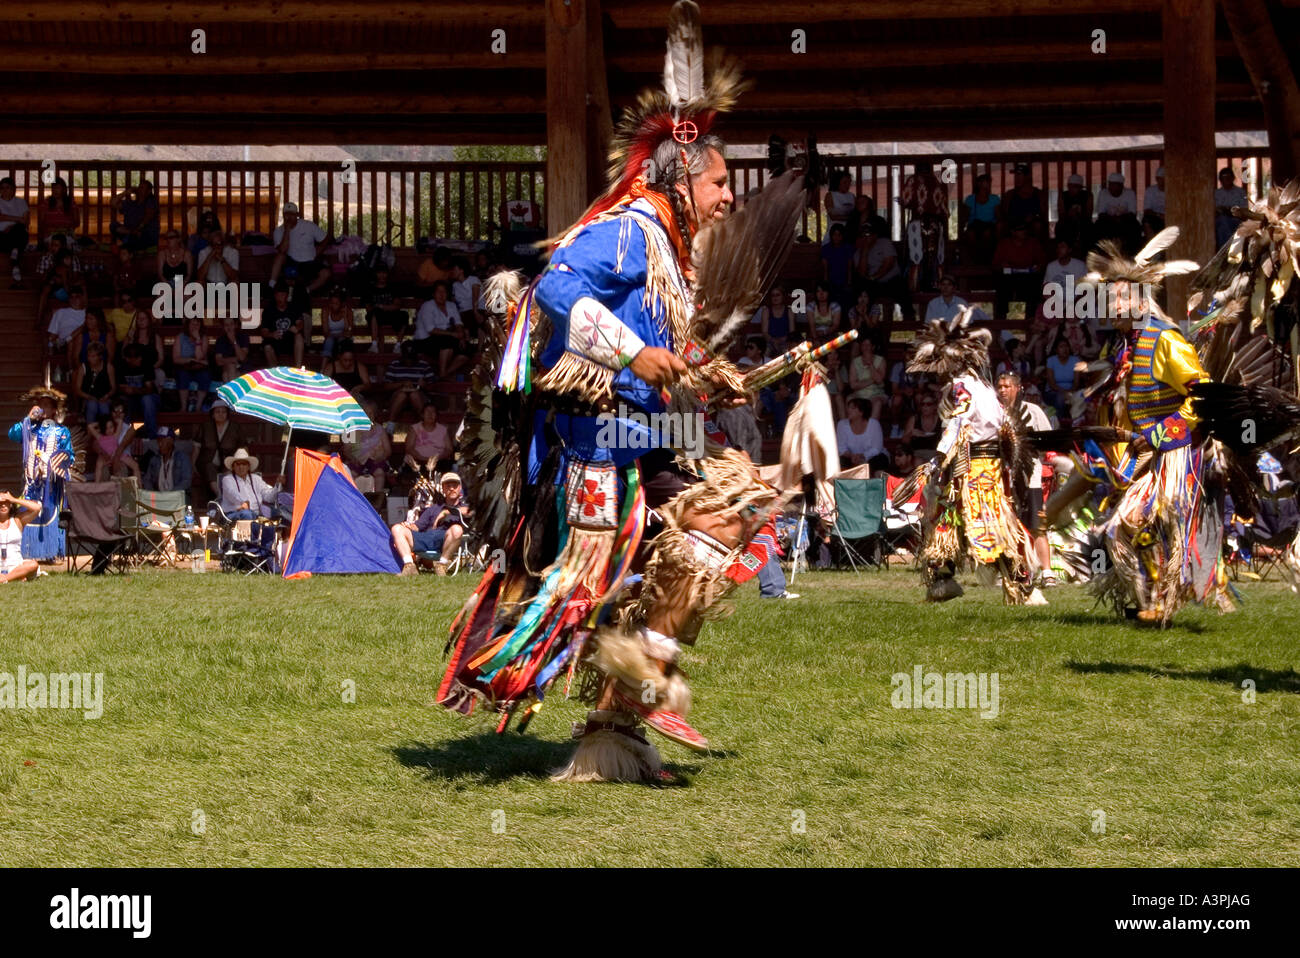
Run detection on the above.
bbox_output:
[1162,0,1216,320]
[586,0,613,203]
[546,0,589,235]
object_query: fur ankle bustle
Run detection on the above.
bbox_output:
[591,625,692,716]
[550,711,663,783]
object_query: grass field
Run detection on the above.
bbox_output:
[1,566,1299,867]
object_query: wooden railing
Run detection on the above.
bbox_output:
[728,146,1272,242]
[0,160,546,246]
[1,148,1269,247]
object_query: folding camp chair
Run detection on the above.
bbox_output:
[830,477,886,572]
[60,481,133,574]
[127,488,188,567]
[1230,490,1300,582]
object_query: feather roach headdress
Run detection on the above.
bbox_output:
[1084,226,1200,288]
[906,306,993,379]
[19,385,66,413]
[562,1,750,244]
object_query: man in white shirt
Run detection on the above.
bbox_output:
[1043,238,1087,290]
[0,176,30,285]
[47,287,87,361]
[1214,167,1249,247]
[835,396,886,471]
[270,201,331,293]
[450,258,481,342]
[413,281,467,378]
[996,371,1055,584]
[1142,166,1166,224]
[195,229,241,284]
[923,275,968,323]
[1095,171,1139,251]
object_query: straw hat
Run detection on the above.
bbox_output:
[224,448,259,472]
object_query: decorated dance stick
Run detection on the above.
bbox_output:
[741,329,858,393]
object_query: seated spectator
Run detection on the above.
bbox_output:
[755,285,797,357]
[847,336,887,419]
[0,176,31,286]
[364,266,406,352]
[998,164,1048,239]
[74,341,116,423]
[1055,173,1094,253]
[736,336,764,371]
[836,397,887,472]
[903,390,943,458]
[450,258,482,342]
[960,173,999,263]
[995,337,1033,382]
[47,286,87,369]
[113,246,144,300]
[806,282,841,342]
[319,287,354,360]
[823,171,856,242]
[417,246,454,290]
[391,472,469,575]
[1043,238,1087,291]
[383,339,434,422]
[38,177,80,244]
[404,402,454,474]
[992,220,1046,318]
[854,222,914,322]
[758,377,795,438]
[198,400,246,498]
[1062,316,1100,361]
[194,228,239,287]
[0,491,43,583]
[923,275,967,323]
[843,193,877,249]
[187,209,221,260]
[105,291,137,343]
[157,229,194,287]
[323,338,371,397]
[413,281,468,378]
[212,315,251,383]
[260,286,306,368]
[116,341,160,439]
[1042,335,1082,417]
[110,180,159,252]
[269,202,330,293]
[888,357,917,424]
[143,426,193,493]
[1143,166,1166,229]
[35,233,82,321]
[75,306,115,368]
[343,403,391,494]
[172,315,211,412]
[88,400,139,481]
[846,288,884,344]
[821,224,855,312]
[1214,167,1249,248]
[1095,172,1140,252]
[218,448,278,520]
[886,443,918,479]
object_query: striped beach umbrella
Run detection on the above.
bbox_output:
[217,367,372,474]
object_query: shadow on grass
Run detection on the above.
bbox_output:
[1066,660,1300,693]
[392,733,708,787]
[1032,610,1208,634]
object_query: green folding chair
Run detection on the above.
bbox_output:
[130,488,188,567]
[831,477,886,573]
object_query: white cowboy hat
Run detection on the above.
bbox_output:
[224,448,259,472]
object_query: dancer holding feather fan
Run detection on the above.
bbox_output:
[439,1,807,783]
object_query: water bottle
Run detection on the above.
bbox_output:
[184,505,195,528]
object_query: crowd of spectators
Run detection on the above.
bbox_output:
[8,181,507,513]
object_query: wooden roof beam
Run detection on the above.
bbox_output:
[2,48,546,73]
[11,0,541,24]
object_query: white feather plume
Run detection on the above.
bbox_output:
[1135,225,1181,266]
[662,0,703,115]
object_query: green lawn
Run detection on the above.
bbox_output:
[2,567,1299,866]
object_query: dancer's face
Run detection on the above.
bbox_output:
[678,148,732,228]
